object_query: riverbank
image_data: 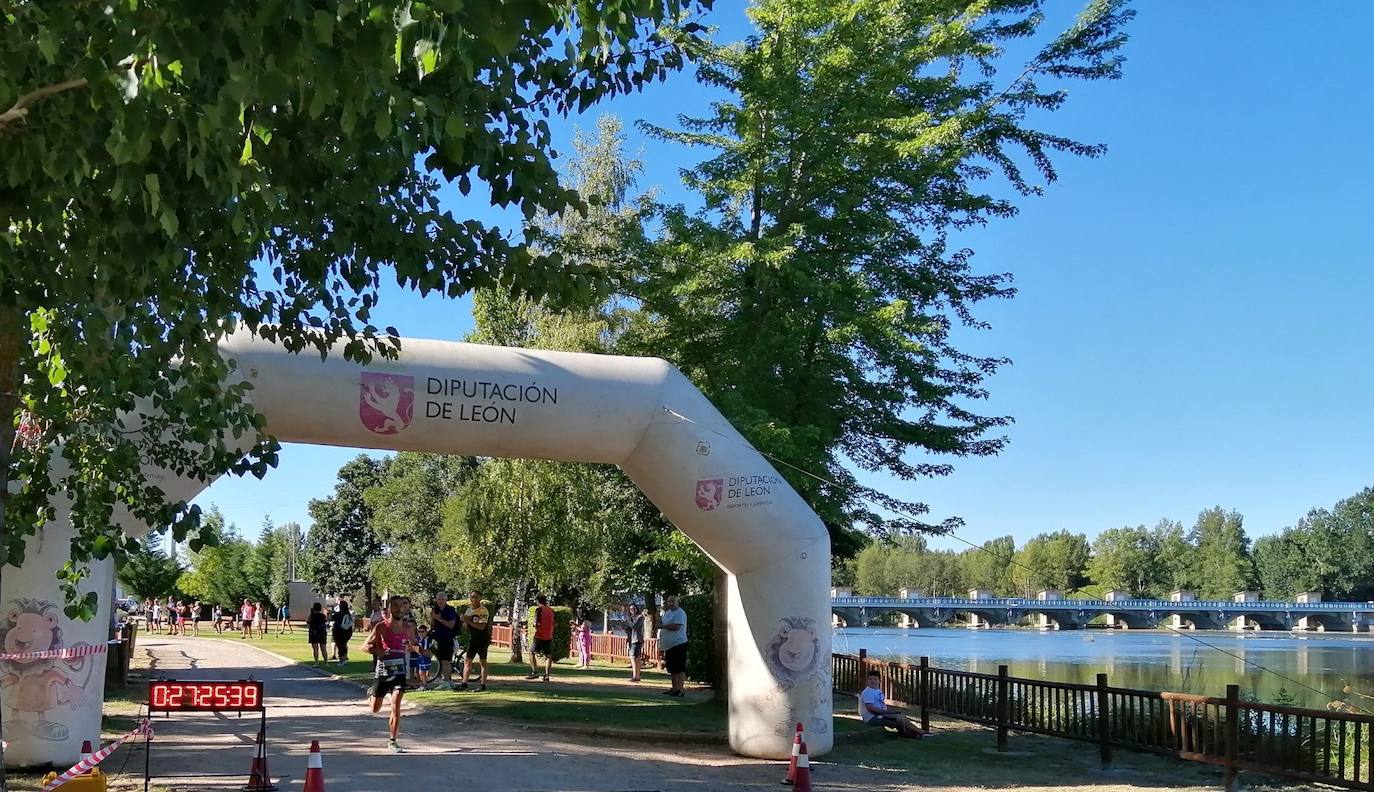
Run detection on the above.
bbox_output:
[836,625,1374,710]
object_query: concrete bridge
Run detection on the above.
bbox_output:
[831,592,1374,632]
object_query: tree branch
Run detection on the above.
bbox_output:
[0,77,90,128]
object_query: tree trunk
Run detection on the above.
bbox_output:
[508,577,526,663]
[712,567,729,702]
[0,305,21,789]
[644,590,659,670]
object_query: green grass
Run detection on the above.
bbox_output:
[181,630,1328,789]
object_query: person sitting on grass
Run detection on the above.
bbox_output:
[859,670,926,739]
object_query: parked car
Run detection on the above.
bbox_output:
[116,596,142,614]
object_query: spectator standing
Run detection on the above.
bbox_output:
[411,624,434,686]
[171,600,183,636]
[239,599,255,638]
[332,600,354,664]
[278,602,293,634]
[426,591,458,690]
[623,604,646,683]
[191,601,202,637]
[306,602,328,665]
[525,595,556,682]
[574,611,593,669]
[150,600,161,634]
[658,595,687,697]
[459,591,490,692]
[367,598,385,631]
[254,601,268,638]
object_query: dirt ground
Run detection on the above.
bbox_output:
[27,635,1306,791]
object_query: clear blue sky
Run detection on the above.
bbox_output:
[191,1,1374,553]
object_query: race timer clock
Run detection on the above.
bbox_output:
[148,680,264,712]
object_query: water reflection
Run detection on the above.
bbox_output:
[836,627,1374,710]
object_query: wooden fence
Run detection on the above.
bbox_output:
[834,651,1373,791]
[490,624,662,665]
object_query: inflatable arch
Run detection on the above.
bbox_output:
[2,333,833,767]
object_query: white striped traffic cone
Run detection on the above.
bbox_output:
[782,722,803,784]
[792,740,813,792]
[303,740,325,792]
[243,738,276,791]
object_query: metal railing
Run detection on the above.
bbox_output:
[489,624,663,665]
[831,595,1373,612]
[834,651,1373,791]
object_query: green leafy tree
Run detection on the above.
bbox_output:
[304,455,384,599]
[1088,525,1159,597]
[1191,507,1254,599]
[1152,519,1198,595]
[180,507,254,607]
[1256,488,1374,600]
[116,536,184,601]
[1012,530,1091,596]
[365,453,476,596]
[0,0,714,630]
[961,536,1017,594]
[621,0,1133,551]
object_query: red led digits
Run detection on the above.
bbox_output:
[149,680,263,711]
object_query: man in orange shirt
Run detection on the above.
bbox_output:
[525,594,556,682]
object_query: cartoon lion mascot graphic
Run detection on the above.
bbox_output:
[0,599,92,741]
[763,616,830,737]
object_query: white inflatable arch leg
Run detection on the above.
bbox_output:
[3,333,832,766]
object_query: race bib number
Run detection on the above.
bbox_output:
[375,655,407,677]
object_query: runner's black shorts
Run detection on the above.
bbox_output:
[370,673,407,699]
[532,637,554,657]
[664,643,687,674]
[467,633,490,660]
[434,636,455,663]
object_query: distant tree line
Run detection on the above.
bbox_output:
[117,509,303,612]
[845,488,1374,602]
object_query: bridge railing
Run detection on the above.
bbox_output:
[831,596,1371,611]
[835,651,1373,791]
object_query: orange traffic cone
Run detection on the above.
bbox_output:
[782,722,803,784]
[244,736,276,791]
[79,740,92,765]
[303,740,325,792]
[791,740,813,792]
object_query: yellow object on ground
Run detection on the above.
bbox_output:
[38,768,107,791]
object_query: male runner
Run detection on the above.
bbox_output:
[365,595,416,753]
[459,591,490,692]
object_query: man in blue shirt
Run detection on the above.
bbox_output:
[426,591,459,690]
[860,670,924,738]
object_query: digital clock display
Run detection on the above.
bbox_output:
[148,680,264,712]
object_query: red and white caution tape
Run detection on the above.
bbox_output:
[0,644,107,661]
[39,720,151,792]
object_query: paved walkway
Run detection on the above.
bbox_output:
[115,635,909,791]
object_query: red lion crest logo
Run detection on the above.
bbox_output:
[695,479,724,511]
[359,373,414,435]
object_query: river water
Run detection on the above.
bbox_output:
[835,626,1374,710]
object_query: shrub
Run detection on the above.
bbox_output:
[680,593,716,686]
[526,605,573,662]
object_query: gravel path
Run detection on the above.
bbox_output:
[122,635,909,792]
